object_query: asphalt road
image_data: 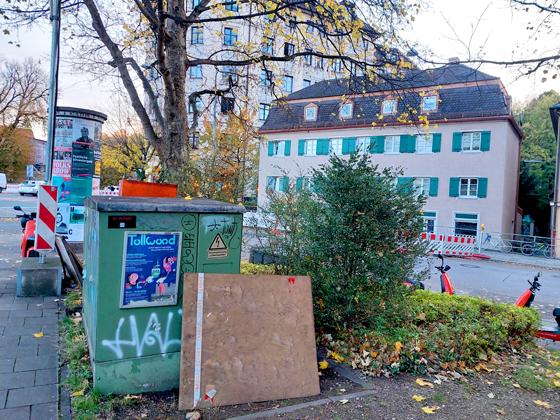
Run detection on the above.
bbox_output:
[0,191,37,218]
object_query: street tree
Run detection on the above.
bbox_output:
[0,58,48,178]
[0,0,420,188]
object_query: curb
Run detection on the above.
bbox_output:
[227,390,376,419]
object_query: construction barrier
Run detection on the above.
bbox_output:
[421,232,476,257]
[35,185,58,252]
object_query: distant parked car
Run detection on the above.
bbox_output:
[18,180,44,196]
[0,173,7,193]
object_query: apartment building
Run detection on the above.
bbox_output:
[147,1,378,145]
[258,64,523,235]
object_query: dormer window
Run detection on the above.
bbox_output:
[421,94,438,112]
[339,102,353,119]
[382,98,397,115]
[304,104,318,121]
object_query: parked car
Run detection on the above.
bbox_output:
[0,173,7,193]
[18,180,44,196]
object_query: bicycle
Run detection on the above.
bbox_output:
[482,233,512,253]
[521,241,552,258]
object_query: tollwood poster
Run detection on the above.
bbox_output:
[52,108,105,241]
[120,232,182,308]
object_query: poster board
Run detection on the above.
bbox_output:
[178,273,320,410]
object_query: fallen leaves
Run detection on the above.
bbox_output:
[487,392,495,399]
[33,332,44,338]
[70,389,85,397]
[474,363,493,373]
[553,380,560,388]
[512,383,521,389]
[339,399,349,405]
[412,395,426,402]
[394,341,403,353]
[318,360,329,370]
[533,400,552,409]
[415,378,434,388]
[421,406,440,414]
[328,351,345,363]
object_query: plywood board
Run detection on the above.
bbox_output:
[179,273,320,409]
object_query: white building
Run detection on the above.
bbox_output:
[258,64,523,235]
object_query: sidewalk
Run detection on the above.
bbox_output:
[481,250,560,270]
[0,221,60,420]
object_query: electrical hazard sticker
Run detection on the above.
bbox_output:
[208,233,228,259]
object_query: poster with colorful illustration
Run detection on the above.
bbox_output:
[120,232,182,308]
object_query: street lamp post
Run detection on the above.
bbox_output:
[550,104,560,258]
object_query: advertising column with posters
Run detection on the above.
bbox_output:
[51,107,107,242]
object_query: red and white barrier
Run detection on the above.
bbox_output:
[421,232,476,257]
[35,185,58,252]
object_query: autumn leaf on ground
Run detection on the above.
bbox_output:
[416,378,434,388]
[488,392,495,399]
[474,363,493,373]
[124,394,140,400]
[340,399,349,404]
[394,341,403,353]
[553,380,560,388]
[33,332,44,338]
[318,360,329,370]
[328,351,345,363]
[533,400,552,409]
[412,395,426,402]
[512,383,521,389]
[71,389,85,397]
[421,406,440,414]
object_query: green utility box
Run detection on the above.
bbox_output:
[83,196,244,394]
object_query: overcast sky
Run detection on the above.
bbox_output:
[1,0,558,138]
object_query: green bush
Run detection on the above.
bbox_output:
[325,290,540,376]
[240,261,276,275]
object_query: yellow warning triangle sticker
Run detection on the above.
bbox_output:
[209,233,227,250]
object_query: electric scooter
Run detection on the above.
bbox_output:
[14,205,39,257]
[436,254,455,295]
[515,273,560,341]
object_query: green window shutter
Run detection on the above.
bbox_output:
[409,135,416,153]
[295,177,303,191]
[432,133,441,153]
[281,176,289,192]
[397,177,413,193]
[452,132,462,152]
[298,140,305,156]
[284,140,291,156]
[268,141,274,156]
[342,137,357,155]
[369,136,385,153]
[477,177,488,198]
[449,177,459,197]
[481,131,491,151]
[317,138,330,155]
[399,135,409,153]
[429,177,439,197]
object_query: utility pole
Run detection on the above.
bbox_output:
[44,0,61,183]
[550,104,560,258]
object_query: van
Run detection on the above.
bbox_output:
[0,173,7,193]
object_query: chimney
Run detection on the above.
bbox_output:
[448,57,460,64]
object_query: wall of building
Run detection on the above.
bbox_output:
[258,119,521,235]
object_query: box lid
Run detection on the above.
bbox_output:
[84,196,245,214]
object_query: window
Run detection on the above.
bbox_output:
[225,1,238,11]
[192,0,200,7]
[223,27,237,46]
[304,139,317,156]
[191,26,203,44]
[414,177,431,196]
[189,65,202,79]
[316,57,324,69]
[461,132,481,152]
[459,178,478,198]
[189,132,200,150]
[304,49,313,66]
[339,102,353,119]
[382,98,397,115]
[221,97,235,113]
[269,141,285,156]
[303,79,311,88]
[298,177,313,191]
[384,135,400,153]
[266,176,283,192]
[287,20,296,33]
[304,105,317,121]
[222,65,238,83]
[356,137,369,154]
[421,94,438,112]
[423,211,437,233]
[259,103,270,121]
[332,59,342,72]
[330,138,343,155]
[188,97,203,115]
[416,134,433,153]
[454,213,478,236]
[260,69,272,88]
[306,24,314,33]
[284,75,293,93]
[284,42,295,56]
[261,37,273,55]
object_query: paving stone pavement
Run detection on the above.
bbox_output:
[0,220,61,420]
